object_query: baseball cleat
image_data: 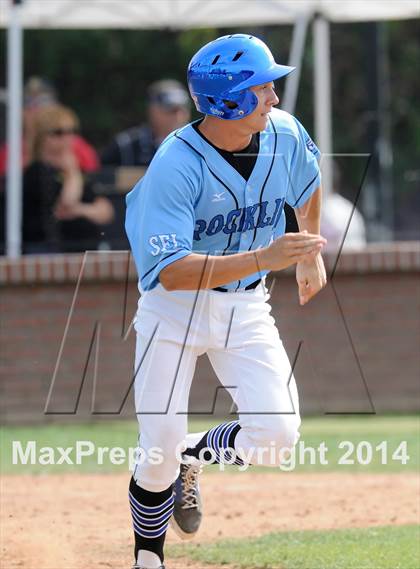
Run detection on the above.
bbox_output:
[170,461,203,540]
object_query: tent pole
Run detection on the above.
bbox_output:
[313,14,333,195]
[282,14,310,115]
[6,0,24,258]
[376,22,394,239]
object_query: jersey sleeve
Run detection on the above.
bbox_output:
[125,151,198,291]
[286,118,321,209]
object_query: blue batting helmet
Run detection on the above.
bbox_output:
[187,34,294,120]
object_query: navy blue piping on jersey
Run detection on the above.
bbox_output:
[234,115,278,292]
[249,114,278,251]
[291,172,319,208]
[175,132,239,257]
[140,249,182,288]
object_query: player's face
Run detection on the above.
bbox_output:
[242,82,279,133]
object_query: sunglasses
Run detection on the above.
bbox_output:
[46,127,78,137]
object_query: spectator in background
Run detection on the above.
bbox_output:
[22,105,113,254]
[0,77,100,176]
[99,78,305,240]
[320,163,367,252]
[101,79,191,166]
[321,192,366,251]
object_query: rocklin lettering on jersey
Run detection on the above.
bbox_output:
[194,198,285,241]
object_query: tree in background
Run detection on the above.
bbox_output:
[0,21,418,239]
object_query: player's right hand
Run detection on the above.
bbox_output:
[259,231,327,272]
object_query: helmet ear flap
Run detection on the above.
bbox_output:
[219,89,259,120]
[191,89,258,120]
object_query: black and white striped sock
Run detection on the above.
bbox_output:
[184,420,244,466]
[128,476,174,563]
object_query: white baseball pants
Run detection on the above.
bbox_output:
[133,282,300,492]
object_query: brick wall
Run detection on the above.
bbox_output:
[1,243,419,424]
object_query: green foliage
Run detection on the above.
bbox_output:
[0,22,417,152]
[169,525,420,568]
[22,29,190,146]
[0,21,418,232]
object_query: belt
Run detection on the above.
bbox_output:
[212,278,261,293]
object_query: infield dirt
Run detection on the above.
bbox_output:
[1,472,418,569]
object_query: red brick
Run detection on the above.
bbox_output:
[0,247,419,422]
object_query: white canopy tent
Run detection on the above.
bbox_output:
[1,0,419,28]
[1,0,419,257]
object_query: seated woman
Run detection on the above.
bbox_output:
[23,104,114,253]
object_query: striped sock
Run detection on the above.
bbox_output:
[129,477,174,562]
[184,420,244,466]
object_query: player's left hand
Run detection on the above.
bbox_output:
[296,252,327,305]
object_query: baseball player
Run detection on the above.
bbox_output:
[125,34,327,569]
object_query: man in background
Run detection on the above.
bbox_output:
[101,80,191,167]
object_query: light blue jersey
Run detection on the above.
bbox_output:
[125,108,321,292]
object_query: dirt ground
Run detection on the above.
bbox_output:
[1,472,419,569]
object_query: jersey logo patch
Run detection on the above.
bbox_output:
[306,137,317,155]
[149,233,178,256]
[212,191,226,202]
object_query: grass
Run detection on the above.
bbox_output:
[168,525,420,569]
[2,419,417,569]
[0,420,138,475]
[0,414,418,475]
